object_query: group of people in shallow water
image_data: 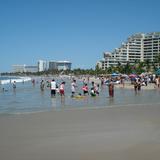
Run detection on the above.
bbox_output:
[50,79,66,97]
[0,77,114,97]
[38,77,115,98]
[2,74,160,98]
[3,74,160,99]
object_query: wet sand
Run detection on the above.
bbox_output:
[0,104,160,160]
[115,83,156,90]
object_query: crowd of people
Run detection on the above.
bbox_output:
[131,74,160,92]
[2,74,160,98]
[38,77,115,98]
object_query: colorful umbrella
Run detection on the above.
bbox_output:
[129,74,137,78]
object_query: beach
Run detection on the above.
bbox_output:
[0,104,160,160]
[115,82,156,90]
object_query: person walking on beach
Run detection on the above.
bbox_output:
[59,82,65,97]
[50,79,57,97]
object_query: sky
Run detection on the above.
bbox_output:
[0,0,160,72]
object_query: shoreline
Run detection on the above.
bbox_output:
[0,75,157,90]
[115,82,157,90]
[0,76,31,85]
[0,103,160,160]
[1,101,160,115]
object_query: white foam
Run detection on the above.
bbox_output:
[0,77,31,85]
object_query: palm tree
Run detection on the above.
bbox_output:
[107,65,113,74]
[144,59,151,72]
[123,61,132,74]
[136,61,145,74]
[116,61,122,73]
[95,64,101,76]
[151,61,157,72]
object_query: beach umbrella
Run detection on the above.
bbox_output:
[121,74,128,78]
[111,73,119,77]
[129,74,137,78]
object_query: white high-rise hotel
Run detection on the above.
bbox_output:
[12,60,71,73]
[98,32,160,70]
[38,60,48,72]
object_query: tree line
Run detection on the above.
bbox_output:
[1,57,160,76]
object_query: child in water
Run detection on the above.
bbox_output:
[90,87,96,97]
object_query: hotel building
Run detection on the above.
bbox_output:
[98,32,160,70]
[12,60,72,73]
[12,65,38,73]
[38,60,48,72]
[49,61,72,70]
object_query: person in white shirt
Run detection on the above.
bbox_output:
[50,79,57,97]
[71,80,77,97]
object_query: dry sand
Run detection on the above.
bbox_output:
[0,104,160,160]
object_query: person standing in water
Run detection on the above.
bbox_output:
[90,87,96,97]
[50,79,57,97]
[71,79,77,97]
[13,81,16,89]
[59,82,65,97]
[101,77,104,86]
[32,79,35,86]
[40,80,45,91]
[95,84,100,96]
[82,83,89,95]
[108,79,114,97]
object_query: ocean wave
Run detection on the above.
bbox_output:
[0,77,31,85]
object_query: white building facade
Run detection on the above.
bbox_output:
[12,65,26,73]
[49,61,72,70]
[12,65,38,73]
[38,60,48,72]
[98,32,160,69]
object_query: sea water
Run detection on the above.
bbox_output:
[0,76,160,114]
[0,76,31,85]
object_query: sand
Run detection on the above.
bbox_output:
[115,83,156,90]
[0,104,160,160]
[88,77,157,90]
